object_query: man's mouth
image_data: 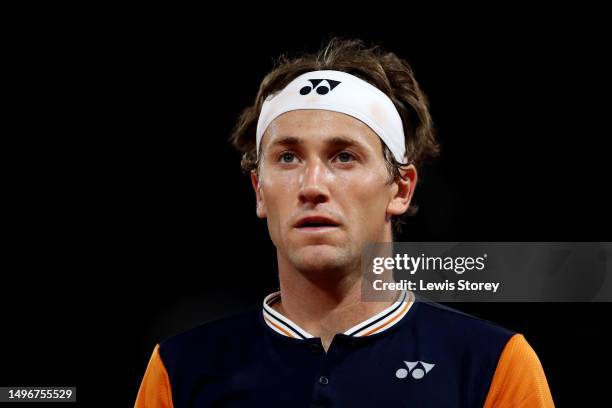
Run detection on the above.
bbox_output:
[294,216,340,231]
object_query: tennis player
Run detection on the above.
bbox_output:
[136,38,554,407]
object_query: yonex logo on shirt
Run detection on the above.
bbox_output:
[395,360,435,380]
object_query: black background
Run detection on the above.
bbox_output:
[2,6,611,407]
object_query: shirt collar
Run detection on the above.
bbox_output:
[262,290,414,339]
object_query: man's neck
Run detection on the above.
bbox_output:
[273,257,398,351]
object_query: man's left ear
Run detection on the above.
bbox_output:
[387,164,417,216]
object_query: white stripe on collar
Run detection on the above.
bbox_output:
[262,290,414,339]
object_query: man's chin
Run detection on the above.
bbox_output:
[290,244,352,275]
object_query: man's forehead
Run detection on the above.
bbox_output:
[262,110,380,149]
[270,109,371,130]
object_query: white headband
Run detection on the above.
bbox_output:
[256,70,407,163]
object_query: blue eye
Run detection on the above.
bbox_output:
[337,152,355,163]
[280,152,296,163]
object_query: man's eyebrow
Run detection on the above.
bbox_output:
[268,136,302,148]
[267,135,369,150]
[327,136,364,148]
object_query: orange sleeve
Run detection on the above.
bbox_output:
[483,334,554,408]
[135,344,174,408]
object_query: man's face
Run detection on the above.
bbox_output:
[252,110,413,276]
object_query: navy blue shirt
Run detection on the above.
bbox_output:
[151,291,525,407]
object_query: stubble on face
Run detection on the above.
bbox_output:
[257,110,394,280]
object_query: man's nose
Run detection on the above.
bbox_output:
[298,159,330,205]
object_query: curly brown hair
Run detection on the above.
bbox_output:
[229,38,439,234]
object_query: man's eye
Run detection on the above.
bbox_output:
[336,152,355,163]
[280,152,296,163]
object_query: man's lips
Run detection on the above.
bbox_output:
[293,215,341,230]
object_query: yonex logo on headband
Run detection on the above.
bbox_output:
[256,70,407,163]
[299,79,341,95]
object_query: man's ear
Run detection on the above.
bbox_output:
[250,170,267,219]
[387,164,417,216]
